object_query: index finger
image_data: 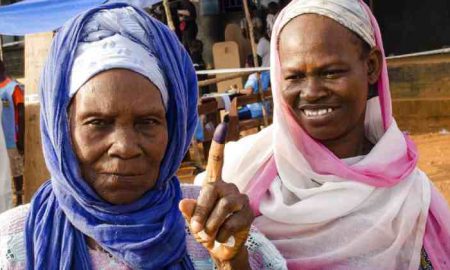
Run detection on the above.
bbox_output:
[193,117,228,233]
[203,116,229,185]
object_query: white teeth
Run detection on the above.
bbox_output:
[304,108,334,117]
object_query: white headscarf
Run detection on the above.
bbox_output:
[69,11,169,108]
[281,0,376,48]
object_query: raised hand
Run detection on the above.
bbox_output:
[179,180,254,269]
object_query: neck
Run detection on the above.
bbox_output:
[321,122,372,159]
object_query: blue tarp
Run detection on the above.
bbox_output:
[0,0,162,36]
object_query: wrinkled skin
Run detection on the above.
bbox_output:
[279,14,382,158]
[69,69,168,205]
[179,181,253,268]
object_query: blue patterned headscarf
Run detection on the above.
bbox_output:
[25,3,198,269]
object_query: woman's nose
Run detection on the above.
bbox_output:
[108,127,141,159]
[300,77,329,102]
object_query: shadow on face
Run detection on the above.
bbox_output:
[69,69,168,205]
[278,14,381,145]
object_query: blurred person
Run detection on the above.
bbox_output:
[189,39,209,95]
[177,0,198,51]
[266,2,279,37]
[255,27,270,67]
[0,100,12,213]
[189,39,205,71]
[238,55,271,120]
[240,7,264,39]
[0,59,24,205]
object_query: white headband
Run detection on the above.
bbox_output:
[69,33,169,109]
[281,0,375,48]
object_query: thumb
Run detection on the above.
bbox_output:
[179,199,197,222]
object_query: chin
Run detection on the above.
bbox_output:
[101,191,145,205]
[302,125,346,142]
[307,131,337,142]
[92,174,157,205]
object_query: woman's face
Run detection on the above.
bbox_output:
[279,14,380,143]
[70,69,168,205]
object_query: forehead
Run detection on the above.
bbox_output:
[72,69,165,115]
[278,14,362,59]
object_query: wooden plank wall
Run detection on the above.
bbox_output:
[24,33,53,203]
[389,52,450,133]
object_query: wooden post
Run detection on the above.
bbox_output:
[163,0,176,31]
[242,0,269,127]
[23,33,53,203]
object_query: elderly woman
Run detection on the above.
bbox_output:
[196,0,450,269]
[0,3,287,270]
[0,100,13,213]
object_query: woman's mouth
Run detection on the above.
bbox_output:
[302,107,335,117]
[99,172,144,177]
[98,173,146,185]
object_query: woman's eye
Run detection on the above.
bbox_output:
[285,74,305,81]
[87,119,109,127]
[323,70,344,79]
[136,118,158,126]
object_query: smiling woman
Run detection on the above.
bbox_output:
[279,14,380,158]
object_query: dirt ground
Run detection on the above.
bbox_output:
[412,133,450,204]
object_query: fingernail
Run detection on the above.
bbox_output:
[224,236,235,247]
[212,236,235,252]
[212,241,221,252]
[198,230,210,241]
[190,220,202,233]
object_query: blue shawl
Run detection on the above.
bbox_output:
[25,3,198,269]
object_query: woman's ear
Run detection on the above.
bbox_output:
[366,47,382,85]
